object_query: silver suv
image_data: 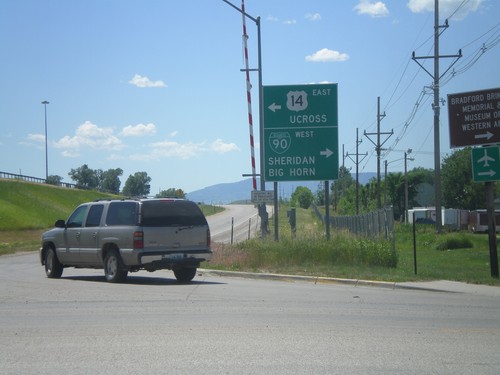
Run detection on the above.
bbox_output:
[40,199,212,283]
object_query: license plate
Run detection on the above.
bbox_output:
[163,253,183,260]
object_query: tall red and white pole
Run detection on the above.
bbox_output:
[241,0,257,190]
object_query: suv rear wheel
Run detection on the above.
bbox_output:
[104,249,128,283]
[174,267,197,283]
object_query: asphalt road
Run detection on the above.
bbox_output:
[1,252,500,374]
[207,204,263,243]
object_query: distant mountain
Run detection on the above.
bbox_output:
[187,173,377,204]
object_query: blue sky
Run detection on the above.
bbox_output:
[1,0,499,195]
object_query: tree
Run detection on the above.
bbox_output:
[441,148,484,210]
[384,172,405,219]
[157,188,186,199]
[337,185,356,215]
[408,167,434,185]
[332,166,355,210]
[406,167,434,207]
[68,164,98,189]
[122,172,151,197]
[291,186,314,209]
[315,182,326,206]
[360,178,378,212]
[100,168,123,194]
[46,175,63,186]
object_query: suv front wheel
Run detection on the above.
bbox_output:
[104,249,128,283]
[44,247,63,278]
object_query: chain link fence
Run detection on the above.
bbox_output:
[331,207,395,240]
[312,203,395,240]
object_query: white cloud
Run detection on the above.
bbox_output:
[354,0,389,18]
[127,137,240,161]
[61,150,80,158]
[27,133,45,143]
[21,133,45,149]
[407,0,482,20]
[132,140,205,161]
[53,121,123,153]
[128,74,166,88]
[211,139,240,153]
[267,15,297,24]
[305,13,322,21]
[51,120,239,162]
[121,123,157,137]
[305,48,349,62]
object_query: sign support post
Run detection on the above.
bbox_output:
[448,87,500,278]
[485,181,499,278]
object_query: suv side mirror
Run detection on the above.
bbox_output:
[54,219,66,228]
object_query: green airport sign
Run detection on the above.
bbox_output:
[472,146,500,182]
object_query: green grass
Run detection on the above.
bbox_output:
[209,205,500,286]
[0,179,120,230]
[0,179,223,255]
[0,179,121,255]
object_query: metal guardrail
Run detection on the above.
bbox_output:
[0,171,78,189]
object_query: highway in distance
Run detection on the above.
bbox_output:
[207,204,265,243]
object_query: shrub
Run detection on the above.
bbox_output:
[435,235,473,251]
[215,232,398,271]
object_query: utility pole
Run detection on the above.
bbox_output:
[412,0,461,232]
[364,97,393,209]
[346,128,367,214]
[334,144,347,212]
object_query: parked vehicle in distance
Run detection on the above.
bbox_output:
[468,210,500,233]
[40,199,212,283]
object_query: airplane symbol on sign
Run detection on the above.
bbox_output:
[478,149,495,167]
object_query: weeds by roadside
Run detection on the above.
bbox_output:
[208,206,500,286]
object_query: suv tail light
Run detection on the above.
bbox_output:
[133,231,144,249]
[207,228,211,247]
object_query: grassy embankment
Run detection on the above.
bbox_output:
[210,204,500,286]
[0,179,222,254]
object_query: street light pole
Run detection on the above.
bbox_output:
[384,149,413,221]
[41,101,50,181]
[404,149,413,223]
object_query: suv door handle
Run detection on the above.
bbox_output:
[92,232,98,239]
[75,232,81,238]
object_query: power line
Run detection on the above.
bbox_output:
[383,20,499,158]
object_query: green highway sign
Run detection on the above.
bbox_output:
[263,84,338,182]
[472,146,500,182]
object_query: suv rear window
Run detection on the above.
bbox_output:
[141,200,207,227]
[106,202,138,226]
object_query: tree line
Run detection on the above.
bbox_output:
[46,164,185,198]
[293,147,498,219]
[45,147,495,213]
